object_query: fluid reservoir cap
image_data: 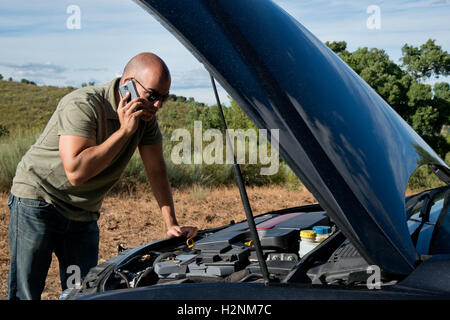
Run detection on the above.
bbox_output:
[300,230,316,239]
[312,226,331,234]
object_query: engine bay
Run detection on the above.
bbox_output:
[76,207,391,295]
[148,210,330,284]
[61,204,410,300]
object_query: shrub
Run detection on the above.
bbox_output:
[0,124,9,137]
[0,129,40,191]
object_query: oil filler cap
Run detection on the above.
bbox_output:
[300,230,316,239]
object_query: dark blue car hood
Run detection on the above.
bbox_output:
[135,0,450,275]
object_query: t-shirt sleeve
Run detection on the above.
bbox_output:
[57,101,97,140]
[139,116,163,145]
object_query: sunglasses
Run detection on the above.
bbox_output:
[132,77,170,103]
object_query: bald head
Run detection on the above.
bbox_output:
[122,52,171,90]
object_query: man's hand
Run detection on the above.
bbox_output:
[117,92,145,136]
[167,225,198,239]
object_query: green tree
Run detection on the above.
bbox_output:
[20,78,36,85]
[225,99,256,130]
[80,81,95,87]
[0,74,3,80]
[401,39,450,80]
[187,104,222,130]
[326,40,450,157]
[325,41,348,57]
[401,40,449,156]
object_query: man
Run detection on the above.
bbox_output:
[7,52,197,300]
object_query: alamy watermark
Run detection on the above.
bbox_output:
[170,121,280,175]
[367,5,381,30]
[66,5,81,30]
[366,265,381,289]
[66,265,81,289]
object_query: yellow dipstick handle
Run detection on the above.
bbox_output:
[186,238,194,248]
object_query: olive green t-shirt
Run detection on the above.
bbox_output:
[11,78,162,221]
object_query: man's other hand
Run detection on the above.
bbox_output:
[167,225,198,239]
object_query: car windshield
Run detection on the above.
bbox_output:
[429,190,450,255]
[407,188,450,255]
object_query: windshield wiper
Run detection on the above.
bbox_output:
[210,74,270,285]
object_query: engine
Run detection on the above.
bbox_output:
[105,210,331,289]
[63,207,395,299]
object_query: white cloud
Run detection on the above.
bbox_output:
[172,68,211,89]
[275,0,450,60]
[0,0,448,104]
[0,62,67,78]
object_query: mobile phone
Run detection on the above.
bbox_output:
[119,80,139,105]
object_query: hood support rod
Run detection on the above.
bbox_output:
[210,74,270,285]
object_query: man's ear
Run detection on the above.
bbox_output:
[121,76,132,85]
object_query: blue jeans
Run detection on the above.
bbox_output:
[8,194,99,300]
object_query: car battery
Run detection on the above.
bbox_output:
[257,228,299,251]
[197,245,250,267]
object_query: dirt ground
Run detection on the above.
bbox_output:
[0,184,316,300]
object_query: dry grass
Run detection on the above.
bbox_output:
[0,184,316,300]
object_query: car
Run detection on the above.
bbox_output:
[61,0,450,300]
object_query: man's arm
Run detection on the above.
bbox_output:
[59,131,129,186]
[59,93,144,186]
[138,141,197,238]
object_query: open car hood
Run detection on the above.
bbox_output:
[135,0,450,275]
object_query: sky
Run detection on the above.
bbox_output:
[0,0,449,105]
